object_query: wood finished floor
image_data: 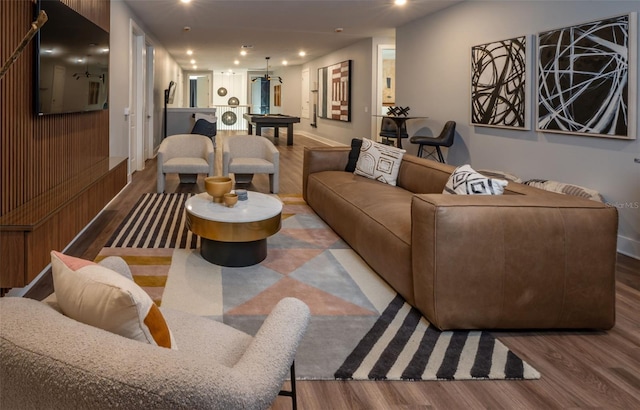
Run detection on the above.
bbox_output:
[24,131,640,409]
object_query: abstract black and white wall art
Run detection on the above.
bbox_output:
[537,13,637,139]
[471,36,529,129]
[318,60,351,122]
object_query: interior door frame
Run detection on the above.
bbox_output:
[129,20,146,173]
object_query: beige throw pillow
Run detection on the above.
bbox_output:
[354,138,406,186]
[51,251,176,349]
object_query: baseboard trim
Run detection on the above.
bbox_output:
[297,131,348,147]
[618,234,640,260]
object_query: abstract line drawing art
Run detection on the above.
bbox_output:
[318,60,352,122]
[471,36,529,129]
[537,14,637,139]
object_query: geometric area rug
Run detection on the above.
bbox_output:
[96,193,540,381]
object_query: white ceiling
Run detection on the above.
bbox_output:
[122,0,460,73]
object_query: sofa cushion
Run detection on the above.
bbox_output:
[305,171,416,304]
[354,138,405,186]
[444,164,508,195]
[51,251,175,349]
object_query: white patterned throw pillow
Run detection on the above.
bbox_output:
[444,164,508,195]
[354,138,406,186]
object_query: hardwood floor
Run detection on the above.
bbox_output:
[23,132,640,409]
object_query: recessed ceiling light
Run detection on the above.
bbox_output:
[298,51,306,57]
[180,0,191,4]
[282,60,288,65]
[234,60,239,65]
[190,59,196,64]
[187,49,193,55]
[394,0,407,5]
[192,65,197,69]
[240,50,247,56]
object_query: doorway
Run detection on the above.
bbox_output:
[250,77,270,114]
[375,44,396,140]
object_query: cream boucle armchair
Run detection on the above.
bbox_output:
[157,134,215,193]
[223,135,279,193]
[0,257,310,409]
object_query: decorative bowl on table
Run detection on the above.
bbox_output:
[223,193,238,208]
[205,176,232,203]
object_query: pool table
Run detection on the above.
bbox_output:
[243,113,301,145]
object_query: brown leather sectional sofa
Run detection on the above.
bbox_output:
[303,146,618,330]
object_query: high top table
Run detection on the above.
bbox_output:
[373,115,428,149]
[185,191,282,267]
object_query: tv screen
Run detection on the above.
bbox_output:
[35,0,109,115]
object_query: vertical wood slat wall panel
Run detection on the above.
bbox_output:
[1,0,119,289]
[1,0,110,216]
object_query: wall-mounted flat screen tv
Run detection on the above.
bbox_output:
[35,0,109,115]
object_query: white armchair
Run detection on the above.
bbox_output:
[223,135,280,194]
[157,134,215,193]
[0,257,311,409]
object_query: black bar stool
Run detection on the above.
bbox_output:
[409,121,456,163]
[379,117,409,147]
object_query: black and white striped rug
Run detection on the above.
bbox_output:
[103,193,540,381]
[335,294,539,380]
[106,193,199,249]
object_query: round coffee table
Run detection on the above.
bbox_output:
[185,191,282,267]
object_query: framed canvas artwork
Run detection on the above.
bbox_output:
[318,60,352,122]
[471,35,530,130]
[536,13,637,139]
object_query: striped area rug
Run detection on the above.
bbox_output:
[106,193,199,249]
[335,295,537,380]
[98,193,540,381]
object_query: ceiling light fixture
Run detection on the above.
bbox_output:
[282,60,288,66]
[187,49,193,55]
[394,0,407,5]
[234,60,239,65]
[180,0,191,4]
[251,57,282,83]
[240,50,247,56]
[190,59,196,64]
[298,51,306,57]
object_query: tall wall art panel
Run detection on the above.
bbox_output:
[318,60,351,122]
[537,13,637,139]
[471,36,530,129]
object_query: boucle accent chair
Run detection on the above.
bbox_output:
[157,133,215,193]
[223,135,280,193]
[0,258,310,409]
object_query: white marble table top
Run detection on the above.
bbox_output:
[185,191,282,223]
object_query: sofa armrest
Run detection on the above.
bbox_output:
[303,147,350,201]
[411,193,618,330]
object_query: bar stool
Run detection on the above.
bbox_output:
[410,121,456,163]
[379,117,409,147]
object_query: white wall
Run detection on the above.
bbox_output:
[296,38,375,146]
[271,65,302,116]
[109,0,182,161]
[397,0,640,258]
